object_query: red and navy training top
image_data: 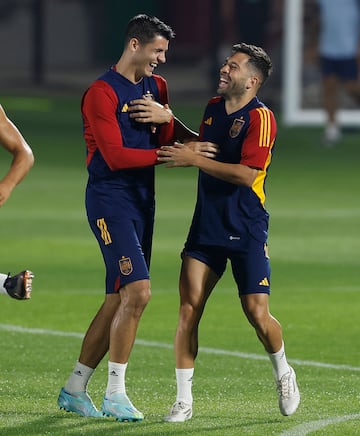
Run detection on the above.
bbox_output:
[82,68,174,220]
[186,95,276,247]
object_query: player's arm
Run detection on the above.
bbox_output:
[173,117,199,142]
[83,83,159,170]
[127,73,176,144]
[129,75,199,144]
[158,142,258,187]
[128,97,173,124]
[157,107,276,187]
[0,104,34,207]
[128,98,198,141]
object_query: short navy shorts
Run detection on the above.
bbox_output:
[183,237,271,295]
[320,56,358,81]
[88,216,154,293]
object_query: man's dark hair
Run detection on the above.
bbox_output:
[124,14,175,46]
[232,42,273,84]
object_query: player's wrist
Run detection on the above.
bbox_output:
[163,107,173,124]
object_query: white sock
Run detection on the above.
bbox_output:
[0,273,9,295]
[268,342,291,380]
[175,368,194,405]
[64,361,95,394]
[105,361,127,398]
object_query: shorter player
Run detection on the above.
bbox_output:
[0,270,34,299]
[158,43,300,422]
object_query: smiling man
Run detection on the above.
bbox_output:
[57,14,199,422]
[158,43,300,422]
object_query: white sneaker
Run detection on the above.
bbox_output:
[164,401,192,422]
[277,366,300,416]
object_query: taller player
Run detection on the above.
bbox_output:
[58,14,216,422]
[158,43,300,422]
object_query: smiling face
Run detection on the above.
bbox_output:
[132,35,169,81]
[217,52,259,99]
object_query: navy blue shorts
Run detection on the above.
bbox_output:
[320,56,358,81]
[88,216,154,293]
[183,237,271,295]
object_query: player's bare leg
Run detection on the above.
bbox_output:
[241,293,300,416]
[59,282,150,420]
[79,293,121,367]
[165,256,218,422]
[58,294,121,417]
[175,257,218,368]
[102,279,150,422]
[108,279,150,363]
[240,293,282,353]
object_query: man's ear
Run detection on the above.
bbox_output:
[129,37,140,52]
[246,75,261,90]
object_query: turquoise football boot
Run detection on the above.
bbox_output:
[102,393,144,422]
[58,388,103,418]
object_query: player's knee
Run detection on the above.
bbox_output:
[179,301,203,326]
[243,303,268,329]
[123,281,151,310]
[134,284,151,307]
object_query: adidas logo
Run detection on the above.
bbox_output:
[110,370,118,377]
[259,277,269,286]
[74,370,83,377]
[121,103,129,112]
[204,117,212,125]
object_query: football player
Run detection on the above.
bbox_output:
[158,43,300,422]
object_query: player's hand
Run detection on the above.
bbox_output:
[186,140,219,158]
[157,143,194,167]
[128,97,173,125]
[157,141,218,167]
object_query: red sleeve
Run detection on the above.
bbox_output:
[240,107,277,170]
[82,80,158,171]
[153,75,175,145]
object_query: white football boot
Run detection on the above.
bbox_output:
[277,366,300,416]
[164,400,192,422]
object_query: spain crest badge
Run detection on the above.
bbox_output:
[119,256,133,275]
[229,118,245,138]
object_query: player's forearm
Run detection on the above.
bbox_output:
[101,145,159,170]
[194,156,258,187]
[1,146,34,188]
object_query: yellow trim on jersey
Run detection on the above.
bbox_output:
[256,107,271,147]
[251,108,274,206]
[96,218,112,245]
[252,138,275,206]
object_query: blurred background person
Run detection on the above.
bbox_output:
[315,0,360,145]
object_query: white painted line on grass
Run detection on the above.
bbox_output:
[1,323,359,372]
[279,413,360,436]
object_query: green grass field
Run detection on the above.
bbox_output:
[0,95,359,435]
